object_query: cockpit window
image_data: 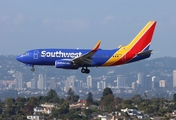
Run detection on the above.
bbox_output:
[22,52,29,56]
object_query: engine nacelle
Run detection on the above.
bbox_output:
[55,60,73,68]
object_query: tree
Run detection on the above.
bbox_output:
[102,87,113,98]
[173,93,176,106]
[84,109,93,119]
[16,97,26,109]
[3,106,15,116]
[47,89,58,99]
[114,97,122,110]
[27,97,38,107]
[23,104,33,115]
[5,97,15,106]
[86,92,93,106]
[131,94,142,104]
[73,95,79,103]
[67,88,74,100]
[66,87,79,103]
[58,102,69,114]
[100,94,115,112]
[44,89,60,103]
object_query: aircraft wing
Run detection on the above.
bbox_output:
[72,40,101,65]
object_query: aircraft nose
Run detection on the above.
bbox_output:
[16,55,23,62]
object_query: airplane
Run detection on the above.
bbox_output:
[16,21,157,74]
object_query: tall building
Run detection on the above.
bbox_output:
[26,82,31,88]
[87,75,92,89]
[16,72,23,91]
[173,70,176,88]
[152,76,156,89]
[97,81,106,90]
[50,77,56,90]
[31,78,37,89]
[37,74,46,90]
[132,82,137,89]
[65,75,76,91]
[138,72,143,88]
[152,76,159,90]
[143,75,152,90]
[159,80,166,87]
[116,75,125,88]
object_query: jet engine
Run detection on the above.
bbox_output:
[55,59,73,68]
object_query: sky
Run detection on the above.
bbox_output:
[0,1,176,58]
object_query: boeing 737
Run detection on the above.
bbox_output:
[16,21,157,74]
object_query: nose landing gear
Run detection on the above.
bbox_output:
[31,66,35,72]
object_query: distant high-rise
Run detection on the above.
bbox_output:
[173,70,176,88]
[16,72,23,91]
[138,72,143,88]
[65,75,75,91]
[31,78,37,89]
[37,74,46,90]
[152,76,159,90]
[87,75,92,89]
[50,77,56,90]
[132,82,137,89]
[26,82,31,88]
[159,80,165,87]
[143,75,152,90]
[97,81,106,90]
[152,76,156,89]
[116,75,125,88]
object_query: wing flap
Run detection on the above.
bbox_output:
[73,40,101,65]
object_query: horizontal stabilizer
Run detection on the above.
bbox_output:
[137,50,153,56]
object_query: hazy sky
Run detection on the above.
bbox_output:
[0,1,176,58]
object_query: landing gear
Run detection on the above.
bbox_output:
[31,66,35,72]
[81,67,90,74]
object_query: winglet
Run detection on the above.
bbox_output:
[92,40,101,52]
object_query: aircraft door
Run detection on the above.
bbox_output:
[122,54,126,61]
[33,50,39,59]
[116,54,126,62]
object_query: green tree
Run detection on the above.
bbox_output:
[100,94,115,112]
[58,102,69,115]
[23,104,33,115]
[73,95,79,103]
[66,87,79,103]
[122,99,133,109]
[173,93,176,107]
[67,87,74,101]
[47,89,58,99]
[131,94,142,104]
[86,92,93,106]
[3,106,15,116]
[27,97,38,106]
[84,109,93,119]
[114,97,122,110]
[5,97,15,106]
[15,97,26,116]
[0,100,4,114]
[102,87,113,98]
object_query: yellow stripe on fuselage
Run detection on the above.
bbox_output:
[102,21,154,66]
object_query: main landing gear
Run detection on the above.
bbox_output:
[81,67,90,74]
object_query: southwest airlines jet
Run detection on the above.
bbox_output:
[16,21,156,74]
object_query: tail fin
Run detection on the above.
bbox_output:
[126,21,156,53]
[102,21,156,66]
